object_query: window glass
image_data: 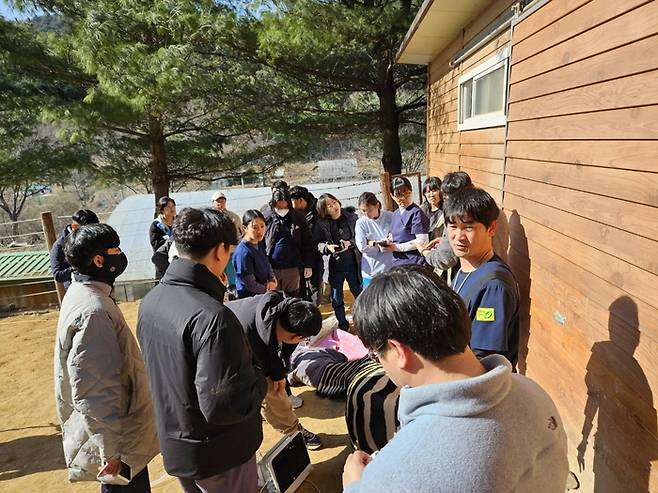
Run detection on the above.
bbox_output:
[457,50,509,130]
[474,65,505,116]
[461,79,473,122]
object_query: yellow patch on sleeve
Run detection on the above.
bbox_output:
[476,307,495,322]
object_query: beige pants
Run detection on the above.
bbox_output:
[262,378,299,434]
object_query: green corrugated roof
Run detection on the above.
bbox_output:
[0,251,52,281]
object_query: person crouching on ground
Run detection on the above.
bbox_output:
[228,292,323,450]
[138,208,267,493]
[54,224,159,492]
[342,265,568,492]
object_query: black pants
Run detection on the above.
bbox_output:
[101,466,150,493]
[299,255,324,305]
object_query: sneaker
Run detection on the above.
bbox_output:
[299,426,322,450]
[289,394,303,409]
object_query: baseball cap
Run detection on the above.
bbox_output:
[211,191,227,202]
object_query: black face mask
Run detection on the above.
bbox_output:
[80,252,128,285]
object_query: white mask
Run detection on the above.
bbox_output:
[275,208,289,217]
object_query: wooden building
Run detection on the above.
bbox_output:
[397,0,658,490]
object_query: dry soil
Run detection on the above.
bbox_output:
[0,300,351,493]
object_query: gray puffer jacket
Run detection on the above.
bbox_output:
[54,280,159,482]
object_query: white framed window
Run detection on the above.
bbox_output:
[458,47,510,131]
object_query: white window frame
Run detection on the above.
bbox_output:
[457,47,510,131]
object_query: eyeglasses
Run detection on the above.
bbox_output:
[368,341,388,362]
[392,190,411,198]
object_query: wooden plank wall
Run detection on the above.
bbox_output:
[426,0,516,205]
[506,0,658,490]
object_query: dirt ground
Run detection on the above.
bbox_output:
[0,300,352,493]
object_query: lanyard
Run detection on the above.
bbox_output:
[452,270,473,295]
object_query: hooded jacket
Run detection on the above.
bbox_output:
[54,279,159,482]
[263,207,314,269]
[344,355,569,493]
[137,258,267,480]
[302,192,319,232]
[227,291,295,382]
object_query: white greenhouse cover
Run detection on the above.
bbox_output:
[107,179,381,282]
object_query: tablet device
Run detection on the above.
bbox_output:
[259,431,312,493]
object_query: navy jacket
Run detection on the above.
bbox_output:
[49,226,73,289]
[263,208,313,269]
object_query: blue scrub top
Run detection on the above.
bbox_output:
[232,240,272,298]
[390,203,429,266]
[451,256,519,366]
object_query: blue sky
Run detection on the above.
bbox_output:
[0,1,39,20]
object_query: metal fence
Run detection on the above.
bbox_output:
[0,212,112,253]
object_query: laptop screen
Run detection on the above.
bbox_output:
[271,433,311,492]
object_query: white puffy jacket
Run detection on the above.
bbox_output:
[54,280,159,482]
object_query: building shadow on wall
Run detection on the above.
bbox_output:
[506,210,531,375]
[577,296,657,492]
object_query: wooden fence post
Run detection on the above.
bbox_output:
[380,172,394,211]
[41,211,65,306]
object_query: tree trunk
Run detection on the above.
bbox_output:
[148,115,170,205]
[378,69,403,176]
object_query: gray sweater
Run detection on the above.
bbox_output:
[344,355,568,493]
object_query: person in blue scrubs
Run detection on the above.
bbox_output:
[380,176,429,266]
[445,187,520,370]
[233,209,277,299]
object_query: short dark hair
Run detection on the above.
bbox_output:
[269,188,292,209]
[423,176,442,193]
[390,176,412,196]
[72,209,99,226]
[443,187,500,228]
[280,300,322,338]
[316,193,341,219]
[157,196,176,214]
[440,172,472,197]
[354,265,471,361]
[289,186,309,202]
[173,208,238,259]
[242,209,265,227]
[64,223,120,271]
[271,180,289,191]
[358,192,380,208]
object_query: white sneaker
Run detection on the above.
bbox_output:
[289,394,303,409]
